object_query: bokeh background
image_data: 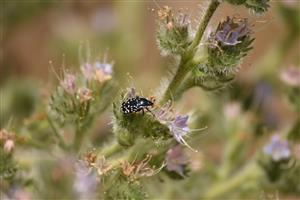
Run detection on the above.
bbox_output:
[0,0,299,199]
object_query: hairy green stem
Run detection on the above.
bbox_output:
[204,161,263,199]
[161,0,220,104]
[188,0,220,51]
[73,125,84,152]
[161,59,192,104]
[47,114,68,150]
[101,141,124,158]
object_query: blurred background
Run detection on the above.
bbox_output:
[0,0,299,199]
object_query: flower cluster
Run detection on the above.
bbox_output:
[192,16,253,90]
[206,16,253,72]
[121,155,164,180]
[49,59,115,126]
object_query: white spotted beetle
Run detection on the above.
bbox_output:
[121,96,154,115]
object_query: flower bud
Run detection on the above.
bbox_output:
[156,6,191,56]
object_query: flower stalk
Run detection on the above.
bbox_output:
[161,0,220,103]
[46,114,68,150]
[188,0,220,51]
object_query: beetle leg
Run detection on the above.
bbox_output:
[145,107,155,116]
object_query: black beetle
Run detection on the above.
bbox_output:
[121,96,154,115]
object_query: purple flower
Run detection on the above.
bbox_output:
[214,17,250,46]
[94,62,113,76]
[61,73,77,94]
[154,103,199,151]
[169,115,189,143]
[74,161,98,199]
[81,61,113,83]
[165,145,188,177]
[263,134,291,161]
[94,62,113,83]
[168,115,198,152]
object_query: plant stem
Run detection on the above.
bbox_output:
[101,141,124,157]
[160,59,192,104]
[204,161,263,199]
[160,0,220,104]
[188,0,220,51]
[73,125,84,152]
[47,114,68,150]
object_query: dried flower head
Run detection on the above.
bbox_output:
[84,150,97,167]
[280,66,300,87]
[165,145,188,177]
[77,87,93,103]
[94,156,113,176]
[121,160,136,177]
[121,155,164,179]
[157,6,172,20]
[263,134,291,161]
[61,73,77,94]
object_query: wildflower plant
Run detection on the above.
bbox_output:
[2,0,300,199]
